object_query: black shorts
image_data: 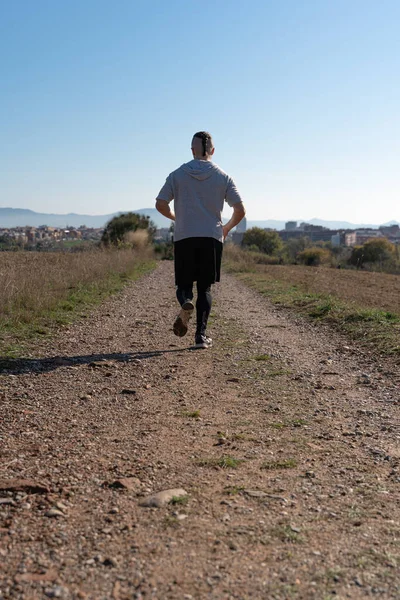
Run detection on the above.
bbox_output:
[174,237,223,287]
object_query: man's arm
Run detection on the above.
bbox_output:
[222,202,246,240]
[155,199,175,221]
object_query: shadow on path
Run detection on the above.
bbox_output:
[0,347,194,375]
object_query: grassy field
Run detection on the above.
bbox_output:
[224,246,400,357]
[0,248,156,357]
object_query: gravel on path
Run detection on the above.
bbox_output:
[1,262,399,600]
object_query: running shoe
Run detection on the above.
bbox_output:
[173,303,194,337]
[182,299,195,311]
[194,335,213,349]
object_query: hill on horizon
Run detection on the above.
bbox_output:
[0,207,171,229]
[0,207,398,231]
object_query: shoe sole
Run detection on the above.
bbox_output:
[173,307,194,337]
[182,299,195,311]
[194,340,213,349]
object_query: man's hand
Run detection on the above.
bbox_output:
[155,199,175,221]
[223,202,246,240]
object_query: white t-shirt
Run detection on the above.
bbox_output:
[157,159,243,243]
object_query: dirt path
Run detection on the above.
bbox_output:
[1,262,399,600]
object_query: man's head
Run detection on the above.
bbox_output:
[191,131,214,160]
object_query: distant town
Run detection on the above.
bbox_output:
[230,219,400,247]
[0,219,399,249]
[0,225,104,247]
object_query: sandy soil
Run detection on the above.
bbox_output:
[0,262,399,600]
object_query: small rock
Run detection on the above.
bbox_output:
[0,498,15,506]
[103,557,118,567]
[45,509,64,518]
[112,581,121,599]
[44,586,68,598]
[15,570,58,583]
[109,507,119,514]
[121,389,137,395]
[0,478,49,494]
[370,447,386,457]
[139,488,188,508]
[176,514,188,521]
[215,438,227,446]
[108,477,141,491]
[228,541,238,551]
[244,490,268,498]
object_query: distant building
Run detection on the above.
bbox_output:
[379,224,399,236]
[236,217,247,233]
[154,228,172,242]
[285,221,297,231]
[279,230,307,242]
[232,231,244,245]
[345,229,384,247]
[279,223,338,243]
[379,224,400,244]
[0,224,103,246]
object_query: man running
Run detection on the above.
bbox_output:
[155,131,246,348]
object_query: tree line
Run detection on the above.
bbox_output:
[241,227,399,272]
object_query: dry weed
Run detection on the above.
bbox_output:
[224,245,279,272]
[124,229,150,249]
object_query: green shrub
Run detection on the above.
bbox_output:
[297,247,331,266]
[349,238,396,269]
[243,228,283,255]
[101,212,156,247]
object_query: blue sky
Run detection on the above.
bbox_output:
[1,0,399,223]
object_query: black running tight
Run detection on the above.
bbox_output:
[176,282,212,336]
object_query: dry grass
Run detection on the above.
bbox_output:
[224,246,400,314]
[124,229,150,249]
[223,244,279,270]
[223,246,400,356]
[0,247,155,353]
[262,264,399,313]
